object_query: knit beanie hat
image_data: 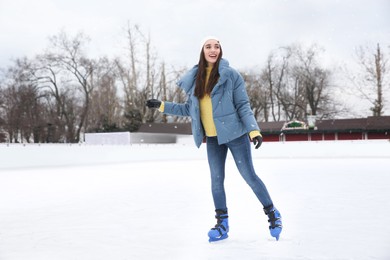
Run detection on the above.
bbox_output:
[200,36,220,49]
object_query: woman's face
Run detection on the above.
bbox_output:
[203,39,221,66]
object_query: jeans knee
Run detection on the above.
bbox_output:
[243,174,261,188]
[212,182,225,192]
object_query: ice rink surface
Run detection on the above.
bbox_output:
[1,139,389,259]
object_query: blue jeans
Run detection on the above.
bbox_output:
[206,134,273,211]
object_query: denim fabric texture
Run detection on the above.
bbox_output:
[163,59,260,147]
[206,134,273,210]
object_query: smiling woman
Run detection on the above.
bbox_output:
[194,37,222,99]
[146,36,282,242]
[202,38,220,63]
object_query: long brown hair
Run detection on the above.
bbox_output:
[194,46,223,98]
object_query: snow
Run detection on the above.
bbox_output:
[1,139,390,260]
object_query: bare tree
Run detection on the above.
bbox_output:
[159,62,168,123]
[116,22,182,124]
[291,44,338,118]
[243,71,269,122]
[49,31,95,141]
[0,58,48,143]
[116,23,152,123]
[353,43,388,116]
[30,53,72,142]
[33,30,96,142]
[257,44,337,121]
[261,50,291,121]
[87,57,122,132]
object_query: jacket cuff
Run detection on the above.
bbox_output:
[249,130,262,139]
[158,101,165,112]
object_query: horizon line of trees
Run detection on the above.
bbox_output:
[0,24,389,143]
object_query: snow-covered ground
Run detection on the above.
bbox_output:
[1,138,390,260]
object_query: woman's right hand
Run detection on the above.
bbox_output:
[146,99,162,108]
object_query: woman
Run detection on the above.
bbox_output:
[146,36,282,242]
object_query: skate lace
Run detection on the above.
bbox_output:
[211,215,228,234]
[267,210,282,229]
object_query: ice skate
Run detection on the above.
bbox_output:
[208,209,229,242]
[264,205,282,241]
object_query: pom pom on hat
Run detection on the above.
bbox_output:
[200,36,220,49]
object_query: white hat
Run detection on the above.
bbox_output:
[200,36,220,49]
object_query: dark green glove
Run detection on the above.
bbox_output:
[146,99,161,109]
[253,135,263,149]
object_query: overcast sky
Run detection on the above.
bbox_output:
[0,0,389,71]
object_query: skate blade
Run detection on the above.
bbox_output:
[270,227,282,241]
[208,234,228,242]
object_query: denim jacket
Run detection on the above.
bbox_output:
[163,58,260,148]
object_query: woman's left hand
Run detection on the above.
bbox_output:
[253,135,263,149]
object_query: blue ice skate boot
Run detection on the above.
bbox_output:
[264,205,282,241]
[208,209,229,242]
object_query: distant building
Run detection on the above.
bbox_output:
[137,116,390,142]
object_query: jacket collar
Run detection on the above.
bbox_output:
[177,58,230,93]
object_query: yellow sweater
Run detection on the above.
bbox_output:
[159,66,261,140]
[200,66,217,136]
[199,66,261,139]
